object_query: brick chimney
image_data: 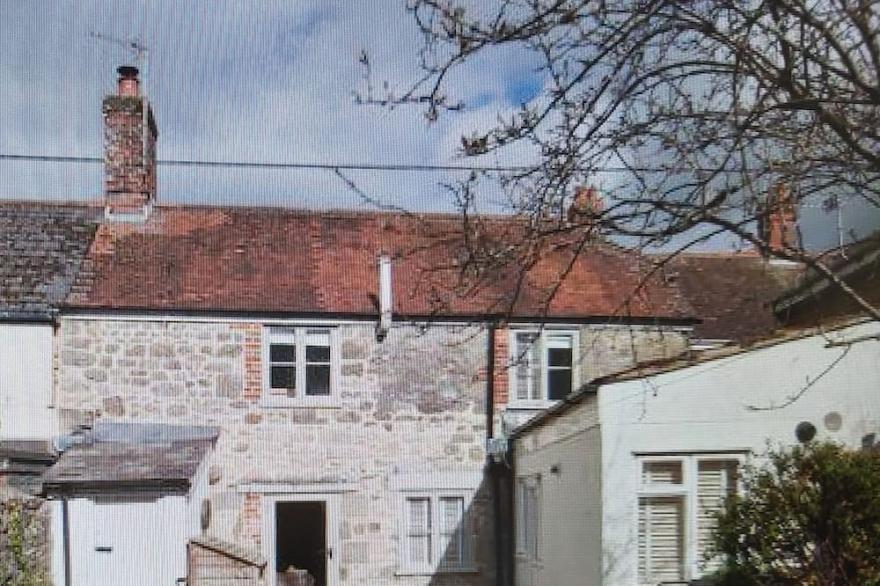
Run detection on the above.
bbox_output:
[759,183,800,252]
[567,185,604,236]
[103,65,157,219]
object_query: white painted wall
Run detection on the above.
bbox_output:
[599,321,880,585]
[512,398,603,586]
[0,323,55,439]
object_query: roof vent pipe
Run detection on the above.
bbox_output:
[377,255,393,341]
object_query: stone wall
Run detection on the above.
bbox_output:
[58,318,494,585]
[56,316,688,584]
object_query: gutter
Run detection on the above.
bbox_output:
[0,309,55,323]
[42,478,191,498]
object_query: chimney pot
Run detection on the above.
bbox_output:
[117,65,140,97]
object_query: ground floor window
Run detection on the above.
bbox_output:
[637,454,741,584]
[515,475,541,563]
[399,491,473,573]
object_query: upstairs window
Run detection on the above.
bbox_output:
[264,327,335,402]
[510,330,578,404]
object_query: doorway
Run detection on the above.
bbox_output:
[275,501,327,586]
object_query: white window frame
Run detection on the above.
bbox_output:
[261,326,339,407]
[635,453,745,585]
[397,489,477,575]
[507,328,580,407]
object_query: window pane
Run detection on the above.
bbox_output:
[306,344,330,362]
[547,370,572,400]
[270,343,295,363]
[547,346,572,367]
[525,485,539,559]
[439,497,464,566]
[638,496,685,584]
[270,366,295,392]
[514,333,540,401]
[697,460,739,572]
[642,461,683,485]
[306,365,331,396]
[306,330,330,347]
[407,497,431,565]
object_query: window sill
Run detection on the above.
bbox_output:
[260,395,341,409]
[395,566,479,576]
[506,400,559,410]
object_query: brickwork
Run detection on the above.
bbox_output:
[103,94,157,215]
[242,492,262,547]
[233,323,263,402]
[491,328,509,407]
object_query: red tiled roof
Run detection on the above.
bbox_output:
[68,205,695,320]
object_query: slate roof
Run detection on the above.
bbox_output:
[42,422,218,496]
[66,205,695,321]
[659,252,802,342]
[0,201,99,319]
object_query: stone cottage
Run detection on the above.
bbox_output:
[27,65,704,586]
[0,65,803,585]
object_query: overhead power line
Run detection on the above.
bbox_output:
[0,153,529,173]
[0,153,745,174]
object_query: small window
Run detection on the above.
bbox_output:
[516,476,541,562]
[510,329,578,403]
[400,492,474,574]
[264,327,336,402]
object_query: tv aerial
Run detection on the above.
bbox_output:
[90,32,151,157]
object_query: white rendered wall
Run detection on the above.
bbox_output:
[0,323,55,439]
[599,320,880,585]
[513,398,603,586]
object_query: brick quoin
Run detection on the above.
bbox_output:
[492,327,509,407]
[232,323,262,402]
[242,492,262,547]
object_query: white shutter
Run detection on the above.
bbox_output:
[439,496,464,567]
[696,460,738,573]
[642,461,683,485]
[406,497,431,566]
[638,496,685,584]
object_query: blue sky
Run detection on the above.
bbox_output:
[0,1,876,249]
[0,1,539,210]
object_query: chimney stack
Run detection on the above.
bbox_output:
[760,183,800,253]
[567,185,604,236]
[103,65,157,219]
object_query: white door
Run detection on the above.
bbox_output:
[69,496,189,585]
